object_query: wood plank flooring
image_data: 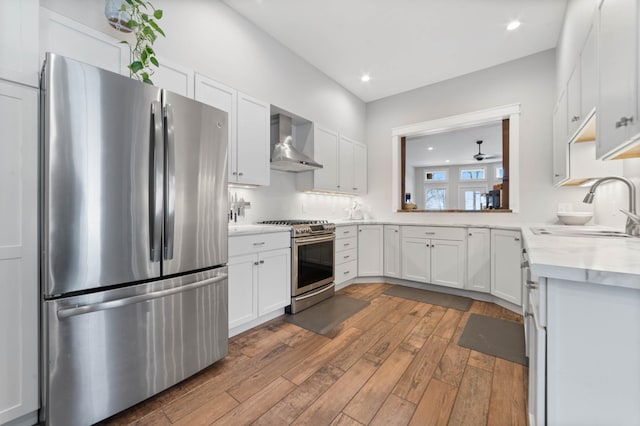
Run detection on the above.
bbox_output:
[100,283,528,426]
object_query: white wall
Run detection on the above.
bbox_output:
[364,49,590,225]
[40,0,366,222]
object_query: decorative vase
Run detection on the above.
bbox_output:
[104,0,132,33]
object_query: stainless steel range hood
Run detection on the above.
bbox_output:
[270,114,323,172]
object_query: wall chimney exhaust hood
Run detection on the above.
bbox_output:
[270,114,323,172]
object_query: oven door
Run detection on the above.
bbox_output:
[292,234,335,296]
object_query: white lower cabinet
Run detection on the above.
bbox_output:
[400,226,465,289]
[383,225,401,278]
[228,232,290,332]
[490,229,522,305]
[357,225,383,276]
[466,228,491,293]
[0,80,38,426]
[336,226,358,284]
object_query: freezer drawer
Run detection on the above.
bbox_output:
[43,268,228,426]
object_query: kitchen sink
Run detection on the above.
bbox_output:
[530,227,634,238]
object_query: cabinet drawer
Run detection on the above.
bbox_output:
[336,236,357,252]
[336,248,357,265]
[335,259,357,284]
[402,226,465,241]
[336,225,358,239]
[229,232,290,256]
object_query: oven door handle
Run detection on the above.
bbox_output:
[295,283,336,301]
[294,235,336,245]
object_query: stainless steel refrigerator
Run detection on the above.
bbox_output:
[40,53,229,426]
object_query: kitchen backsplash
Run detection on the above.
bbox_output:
[230,170,364,223]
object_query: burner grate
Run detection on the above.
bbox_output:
[259,219,329,226]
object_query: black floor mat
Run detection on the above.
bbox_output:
[458,314,527,366]
[285,295,369,336]
[383,285,472,311]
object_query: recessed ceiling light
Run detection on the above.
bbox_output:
[427,147,434,151]
[361,74,371,83]
[445,159,450,163]
[507,20,521,31]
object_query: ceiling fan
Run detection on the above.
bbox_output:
[473,140,498,161]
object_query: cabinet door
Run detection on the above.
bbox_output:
[0,82,38,424]
[467,228,490,293]
[338,136,355,193]
[383,225,401,278]
[567,65,582,138]
[313,124,339,191]
[528,307,546,426]
[597,0,637,158]
[353,142,367,194]
[553,91,569,186]
[152,57,194,97]
[228,254,258,329]
[358,225,383,276]
[257,248,291,316]
[0,0,38,86]
[401,237,429,283]
[490,229,522,305]
[194,74,237,181]
[581,25,597,120]
[237,92,270,186]
[430,239,465,289]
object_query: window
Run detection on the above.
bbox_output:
[463,190,485,210]
[425,188,447,210]
[496,166,504,179]
[425,170,448,181]
[460,167,486,180]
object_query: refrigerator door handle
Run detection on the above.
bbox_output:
[57,273,228,319]
[150,101,164,262]
[164,102,176,260]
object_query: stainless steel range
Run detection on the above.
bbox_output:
[260,220,335,313]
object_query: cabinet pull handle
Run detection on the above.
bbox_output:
[238,172,244,176]
[253,261,259,265]
[524,312,533,318]
[514,237,520,241]
[344,243,350,246]
[344,231,350,234]
[525,280,538,289]
[425,232,435,235]
[431,244,435,247]
[469,233,472,236]
[394,230,398,233]
[554,173,561,177]
[344,255,350,259]
[259,260,264,264]
[253,242,265,246]
[615,116,633,128]
[232,172,237,175]
[571,116,580,122]
[344,271,350,275]
[521,261,530,268]
[353,187,357,190]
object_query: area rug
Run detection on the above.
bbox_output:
[383,285,472,311]
[458,314,527,366]
[285,295,369,336]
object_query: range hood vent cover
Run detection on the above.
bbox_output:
[270,114,323,172]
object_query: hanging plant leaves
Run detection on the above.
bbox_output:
[119,0,165,84]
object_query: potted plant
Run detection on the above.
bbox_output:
[105,0,165,84]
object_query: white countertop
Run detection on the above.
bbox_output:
[228,224,290,236]
[228,220,640,289]
[522,226,640,290]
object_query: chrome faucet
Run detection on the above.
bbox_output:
[583,176,640,236]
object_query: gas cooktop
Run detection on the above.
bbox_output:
[259,220,335,236]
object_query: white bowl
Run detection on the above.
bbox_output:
[557,212,593,225]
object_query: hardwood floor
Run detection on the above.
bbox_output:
[100,283,528,426]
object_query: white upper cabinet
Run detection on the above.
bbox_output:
[567,65,582,138]
[339,136,356,192]
[195,75,269,186]
[353,142,367,195]
[236,92,270,186]
[39,8,128,75]
[297,125,367,195]
[0,0,38,87]
[152,57,194,97]
[311,124,340,191]
[553,91,569,186]
[580,25,597,120]
[194,74,237,182]
[597,0,639,159]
